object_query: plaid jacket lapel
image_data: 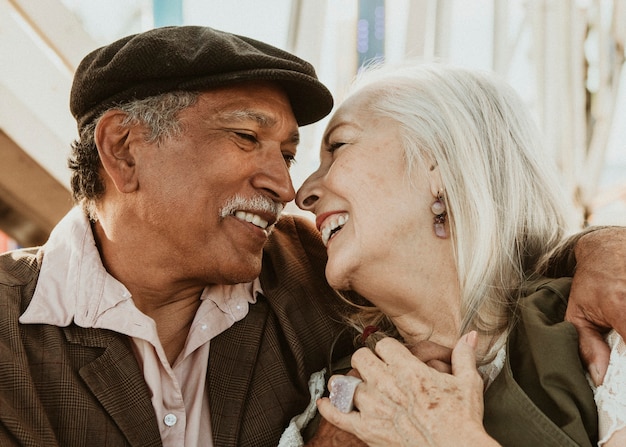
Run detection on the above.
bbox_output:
[208,296,269,446]
[70,328,163,447]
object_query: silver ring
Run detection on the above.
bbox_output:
[329,375,363,413]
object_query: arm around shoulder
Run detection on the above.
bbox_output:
[544,226,626,385]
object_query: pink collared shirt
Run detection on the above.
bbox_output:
[20,207,260,446]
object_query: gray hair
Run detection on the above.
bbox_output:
[342,63,573,355]
[68,90,199,219]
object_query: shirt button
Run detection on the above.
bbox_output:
[163,413,177,427]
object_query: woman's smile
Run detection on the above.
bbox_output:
[318,212,350,246]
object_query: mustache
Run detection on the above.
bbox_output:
[219,194,284,220]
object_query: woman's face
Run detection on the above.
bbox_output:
[296,91,452,311]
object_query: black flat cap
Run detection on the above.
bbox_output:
[70,26,333,131]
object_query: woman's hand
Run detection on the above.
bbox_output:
[317,333,500,447]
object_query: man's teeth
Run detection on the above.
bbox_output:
[234,211,269,229]
[321,214,349,246]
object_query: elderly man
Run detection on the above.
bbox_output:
[0,26,351,447]
[0,25,624,447]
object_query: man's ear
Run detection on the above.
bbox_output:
[95,110,140,194]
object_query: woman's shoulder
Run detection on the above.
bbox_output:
[515,275,573,325]
[486,275,597,446]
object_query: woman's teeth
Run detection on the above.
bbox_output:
[321,214,349,246]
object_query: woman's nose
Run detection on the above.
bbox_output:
[296,172,321,211]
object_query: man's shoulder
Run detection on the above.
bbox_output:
[0,247,41,317]
[0,247,41,287]
[265,213,326,263]
[270,213,320,242]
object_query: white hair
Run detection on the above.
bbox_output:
[342,62,575,349]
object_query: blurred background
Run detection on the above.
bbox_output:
[1,0,625,251]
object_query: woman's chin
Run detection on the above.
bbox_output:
[325,262,352,291]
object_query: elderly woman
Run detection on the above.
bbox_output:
[296,63,626,446]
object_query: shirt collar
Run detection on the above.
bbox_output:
[20,207,260,334]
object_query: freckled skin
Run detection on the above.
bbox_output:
[315,337,500,447]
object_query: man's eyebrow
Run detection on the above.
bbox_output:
[217,109,300,145]
[217,109,277,127]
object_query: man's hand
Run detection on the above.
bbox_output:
[567,227,626,385]
[317,334,500,447]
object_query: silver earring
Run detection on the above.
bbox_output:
[431,192,447,238]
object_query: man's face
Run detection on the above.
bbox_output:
[127,81,299,285]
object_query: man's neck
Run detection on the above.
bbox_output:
[92,218,205,365]
[136,294,202,365]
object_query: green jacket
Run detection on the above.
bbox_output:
[321,277,598,446]
[483,277,598,446]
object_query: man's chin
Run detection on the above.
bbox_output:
[225,262,262,285]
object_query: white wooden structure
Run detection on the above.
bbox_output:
[1,0,625,246]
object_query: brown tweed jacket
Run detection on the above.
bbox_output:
[0,215,352,447]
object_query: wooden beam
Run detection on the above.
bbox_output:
[0,0,96,245]
[0,130,72,246]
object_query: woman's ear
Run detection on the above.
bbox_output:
[428,164,444,197]
[95,110,139,194]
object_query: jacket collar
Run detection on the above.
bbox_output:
[63,326,164,446]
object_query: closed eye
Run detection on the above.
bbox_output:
[327,141,346,153]
[234,132,258,143]
[229,131,258,152]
